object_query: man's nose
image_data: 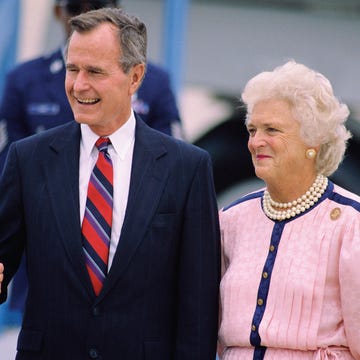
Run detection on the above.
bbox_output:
[73,71,90,92]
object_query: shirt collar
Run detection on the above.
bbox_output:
[80,111,136,160]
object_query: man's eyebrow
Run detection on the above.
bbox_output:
[65,63,104,73]
[65,63,77,69]
[85,65,104,73]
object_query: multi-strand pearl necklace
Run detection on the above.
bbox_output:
[262,174,328,221]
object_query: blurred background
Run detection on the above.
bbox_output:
[0,0,360,357]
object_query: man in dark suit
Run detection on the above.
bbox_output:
[0,0,183,321]
[0,0,182,173]
[0,7,220,360]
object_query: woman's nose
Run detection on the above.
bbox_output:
[249,131,266,148]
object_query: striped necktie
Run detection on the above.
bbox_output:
[82,137,113,296]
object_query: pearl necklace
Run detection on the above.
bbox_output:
[262,174,328,221]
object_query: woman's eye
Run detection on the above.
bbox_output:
[247,128,256,136]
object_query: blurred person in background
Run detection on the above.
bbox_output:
[218,61,360,359]
[0,8,220,359]
[0,0,182,327]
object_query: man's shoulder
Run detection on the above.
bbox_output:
[7,49,64,80]
[147,124,208,161]
[139,62,172,99]
[145,62,169,81]
[137,117,200,149]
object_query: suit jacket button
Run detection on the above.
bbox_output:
[92,306,100,316]
[89,348,99,359]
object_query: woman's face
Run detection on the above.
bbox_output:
[246,98,313,187]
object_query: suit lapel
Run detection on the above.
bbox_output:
[101,118,169,298]
[43,122,94,297]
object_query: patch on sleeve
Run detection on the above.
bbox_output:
[171,121,184,140]
[131,93,149,115]
[0,119,8,153]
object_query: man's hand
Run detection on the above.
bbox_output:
[0,263,4,294]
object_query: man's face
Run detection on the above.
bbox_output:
[65,22,143,136]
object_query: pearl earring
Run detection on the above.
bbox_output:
[306,149,316,159]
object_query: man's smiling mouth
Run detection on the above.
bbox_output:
[76,97,100,105]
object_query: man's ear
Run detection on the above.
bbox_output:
[129,63,146,95]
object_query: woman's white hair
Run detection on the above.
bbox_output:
[241,60,351,176]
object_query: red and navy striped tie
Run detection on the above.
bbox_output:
[82,137,113,296]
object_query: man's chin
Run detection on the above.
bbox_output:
[73,116,92,125]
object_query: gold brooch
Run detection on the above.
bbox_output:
[330,207,341,220]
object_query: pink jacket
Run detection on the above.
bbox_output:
[219,181,360,360]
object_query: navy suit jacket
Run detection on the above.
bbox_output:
[0,117,220,360]
[0,48,181,172]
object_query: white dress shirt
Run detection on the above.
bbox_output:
[79,112,136,269]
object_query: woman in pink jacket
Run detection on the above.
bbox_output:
[218,60,360,359]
